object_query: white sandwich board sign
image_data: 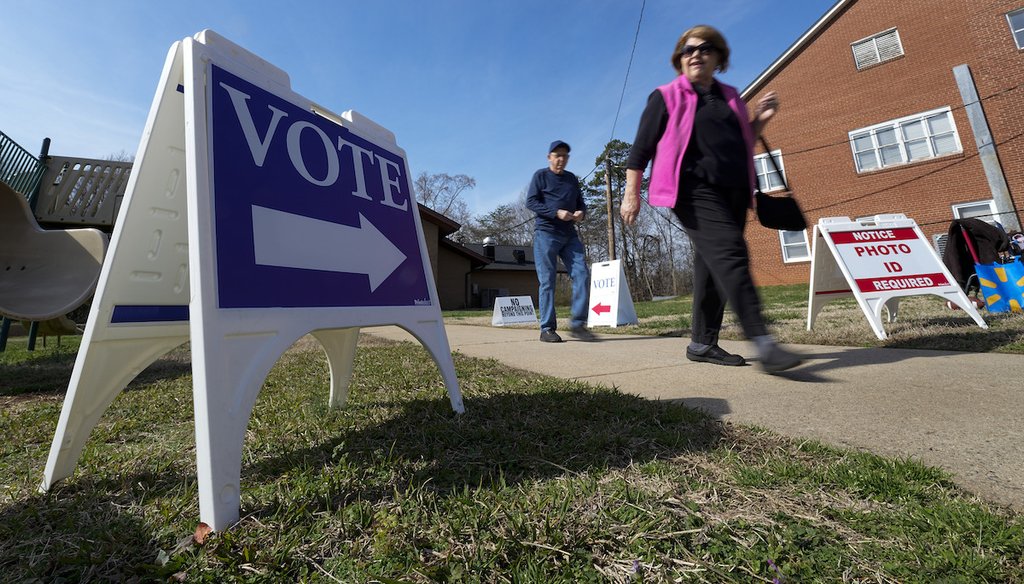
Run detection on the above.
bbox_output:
[41,30,464,532]
[587,259,638,327]
[807,214,986,339]
[491,296,538,326]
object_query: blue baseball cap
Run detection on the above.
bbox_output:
[548,140,571,153]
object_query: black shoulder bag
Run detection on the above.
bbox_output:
[755,136,807,232]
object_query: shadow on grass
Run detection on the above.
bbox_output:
[0,467,196,582]
[884,320,1024,353]
[244,385,727,508]
[0,379,727,580]
[0,348,193,398]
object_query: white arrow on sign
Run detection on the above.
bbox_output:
[250,205,407,291]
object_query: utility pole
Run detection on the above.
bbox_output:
[604,156,616,260]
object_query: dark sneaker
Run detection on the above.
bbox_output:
[760,344,803,374]
[686,345,745,366]
[539,330,563,343]
[568,326,597,341]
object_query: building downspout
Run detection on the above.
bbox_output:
[953,64,1021,232]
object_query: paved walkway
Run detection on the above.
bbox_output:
[366,323,1024,511]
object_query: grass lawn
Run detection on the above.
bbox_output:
[2,286,1023,582]
[448,283,1024,354]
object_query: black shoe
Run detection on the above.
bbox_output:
[760,344,803,374]
[568,326,597,341]
[686,345,745,366]
[540,330,563,343]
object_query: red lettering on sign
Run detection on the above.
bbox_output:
[854,273,949,292]
[829,228,918,244]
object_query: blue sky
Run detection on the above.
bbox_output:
[1,0,835,216]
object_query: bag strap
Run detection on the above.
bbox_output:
[758,136,790,194]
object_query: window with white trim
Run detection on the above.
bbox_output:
[851,28,904,70]
[953,200,998,225]
[1007,8,1024,49]
[779,229,810,263]
[849,108,961,173]
[753,150,785,192]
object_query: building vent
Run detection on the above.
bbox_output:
[852,28,903,70]
[932,233,949,257]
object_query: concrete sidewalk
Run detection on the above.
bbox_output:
[366,323,1024,511]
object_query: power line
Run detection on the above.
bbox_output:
[610,0,646,141]
[498,40,1024,241]
[772,79,1024,159]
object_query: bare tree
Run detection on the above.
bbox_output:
[413,172,475,226]
[584,139,693,300]
[461,191,533,245]
[106,150,135,162]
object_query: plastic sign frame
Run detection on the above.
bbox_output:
[491,296,538,326]
[807,214,986,339]
[41,30,464,532]
[587,259,638,328]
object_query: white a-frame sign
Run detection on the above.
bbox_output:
[41,30,464,532]
[587,260,638,327]
[807,214,986,339]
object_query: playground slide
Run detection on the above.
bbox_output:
[0,181,107,321]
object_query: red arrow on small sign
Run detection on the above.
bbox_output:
[592,303,611,315]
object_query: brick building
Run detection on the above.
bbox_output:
[741,0,1024,285]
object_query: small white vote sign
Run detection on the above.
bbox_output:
[587,259,638,327]
[491,296,537,326]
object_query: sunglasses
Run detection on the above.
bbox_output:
[681,42,716,57]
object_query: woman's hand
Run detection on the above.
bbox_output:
[620,195,641,226]
[754,91,780,124]
[620,168,644,226]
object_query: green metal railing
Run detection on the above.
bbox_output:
[0,130,48,209]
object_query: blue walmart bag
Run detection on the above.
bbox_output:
[974,258,1024,313]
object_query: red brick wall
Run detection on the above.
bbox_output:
[743,0,1024,285]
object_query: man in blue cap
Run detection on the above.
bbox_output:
[526,140,595,342]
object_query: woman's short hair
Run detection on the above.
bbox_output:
[671,25,730,74]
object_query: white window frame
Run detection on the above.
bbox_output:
[778,229,811,263]
[952,199,998,225]
[848,107,962,173]
[1007,8,1024,49]
[851,28,904,70]
[753,150,786,192]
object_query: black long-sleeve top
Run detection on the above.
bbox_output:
[626,82,749,188]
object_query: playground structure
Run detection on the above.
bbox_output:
[0,131,129,350]
[0,181,107,322]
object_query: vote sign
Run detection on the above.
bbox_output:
[211,65,428,308]
[587,259,637,327]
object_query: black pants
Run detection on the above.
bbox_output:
[672,181,768,344]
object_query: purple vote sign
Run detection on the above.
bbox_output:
[210,65,430,308]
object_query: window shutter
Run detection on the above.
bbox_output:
[852,29,903,70]
[852,40,879,69]
[875,30,904,61]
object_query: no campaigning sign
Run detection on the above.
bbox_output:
[829,227,949,293]
[210,64,429,309]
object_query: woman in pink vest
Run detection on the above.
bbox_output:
[620,24,802,374]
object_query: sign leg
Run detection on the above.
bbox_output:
[311,328,360,409]
[43,336,188,489]
[397,321,464,414]
[191,333,293,531]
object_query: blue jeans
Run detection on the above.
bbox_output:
[533,229,590,331]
